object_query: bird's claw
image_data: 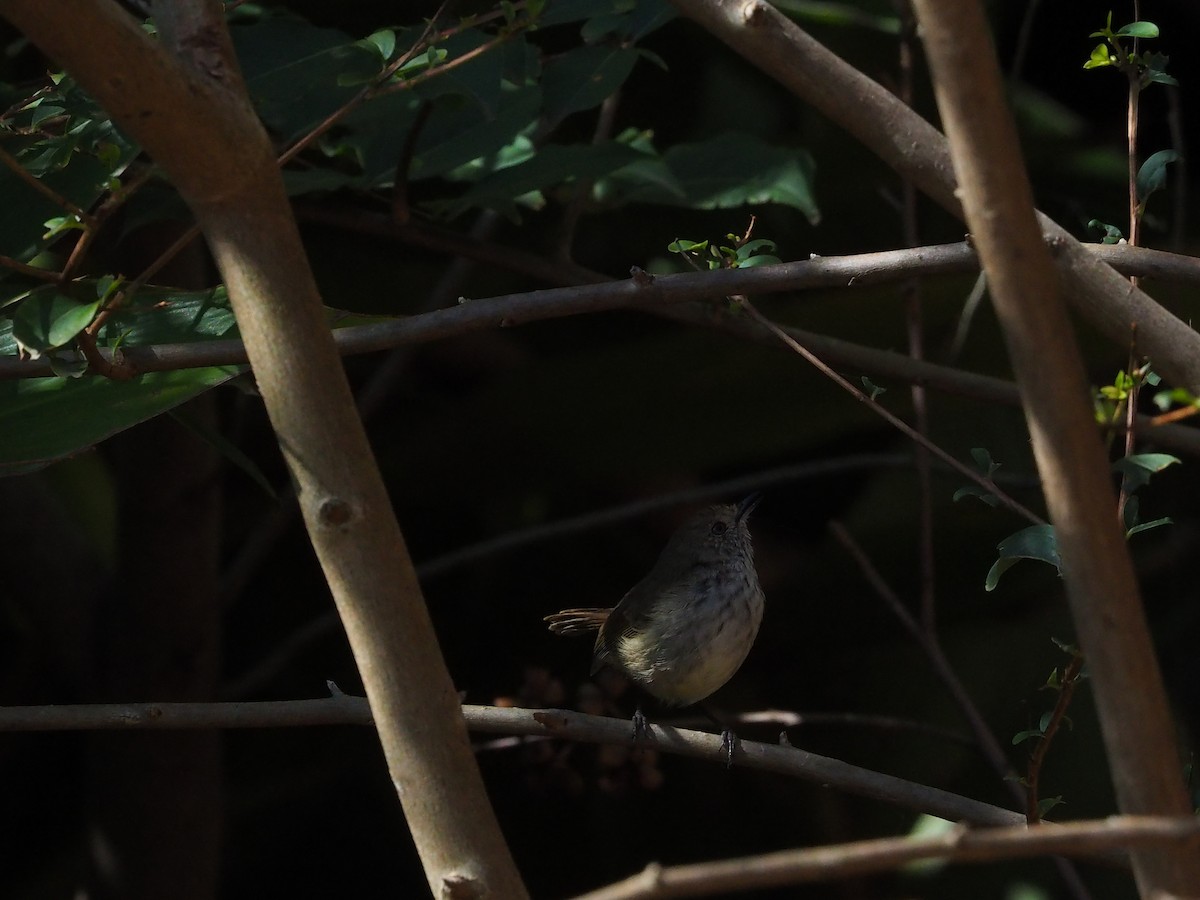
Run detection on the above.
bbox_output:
[632,705,650,742]
[721,729,738,768]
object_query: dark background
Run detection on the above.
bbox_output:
[4,2,1200,898]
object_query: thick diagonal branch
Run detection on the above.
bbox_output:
[0,1,527,896]
[911,2,1200,895]
[667,0,1200,392]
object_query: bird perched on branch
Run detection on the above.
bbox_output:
[545,493,765,761]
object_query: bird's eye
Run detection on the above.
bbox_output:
[711,521,728,536]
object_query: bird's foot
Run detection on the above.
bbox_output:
[720,728,738,768]
[632,705,650,742]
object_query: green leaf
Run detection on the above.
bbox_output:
[1083,43,1115,69]
[734,253,782,268]
[0,366,242,476]
[0,280,390,474]
[1127,516,1173,537]
[1087,219,1124,243]
[861,375,885,401]
[438,140,646,217]
[1135,149,1180,203]
[985,524,1060,591]
[733,239,781,268]
[233,17,385,143]
[735,238,776,257]
[1112,452,1179,492]
[336,80,542,187]
[361,28,396,61]
[1037,796,1066,817]
[542,44,638,123]
[970,446,999,476]
[1012,729,1042,746]
[603,133,820,222]
[1142,51,1178,86]
[1146,69,1179,87]
[1152,386,1199,411]
[1050,637,1079,655]
[10,287,101,354]
[1116,21,1159,38]
[953,484,1001,507]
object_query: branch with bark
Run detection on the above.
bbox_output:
[911,1,1200,894]
[0,1,529,896]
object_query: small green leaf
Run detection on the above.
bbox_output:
[1142,51,1178,86]
[1112,452,1179,492]
[861,376,886,400]
[1083,43,1115,69]
[952,485,1001,508]
[362,28,395,61]
[1038,710,1054,733]
[734,253,782,268]
[1038,796,1066,817]
[1088,219,1124,243]
[11,288,101,353]
[985,524,1060,591]
[735,238,777,257]
[1127,516,1173,537]
[1146,69,1180,86]
[969,447,1000,477]
[1152,386,1199,411]
[1012,729,1042,746]
[43,215,86,240]
[30,104,66,127]
[1116,21,1159,38]
[1050,637,1079,655]
[1136,149,1180,203]
[1089,12,1114,40]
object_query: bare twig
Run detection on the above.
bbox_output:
[0,143,92,222]
[828,522,1024,793]
[894,0,936,631]
[7,240,1200,377]
[574,816,1200,900]
[0,696,1023,827]
[1025,652,1086,824]
[737,298,1043,523]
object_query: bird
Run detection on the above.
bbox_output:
[545,493,765,762]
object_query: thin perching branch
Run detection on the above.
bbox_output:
[573,816,1199,900]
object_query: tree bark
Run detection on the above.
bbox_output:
[0,1,528,895]
[667,0,1200,392]
[910,2,1200,894]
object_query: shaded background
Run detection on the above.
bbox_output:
[3,1,1200,898]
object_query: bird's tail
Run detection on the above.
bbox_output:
[544,607,610,636]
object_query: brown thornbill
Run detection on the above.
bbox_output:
[545,494,765,760]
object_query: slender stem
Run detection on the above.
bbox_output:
[738,297,1044,524]
[895,0,936,631]
[0,144,92,222]
[1025,653,1086,824]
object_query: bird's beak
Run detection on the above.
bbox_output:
[736,492,762,522]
